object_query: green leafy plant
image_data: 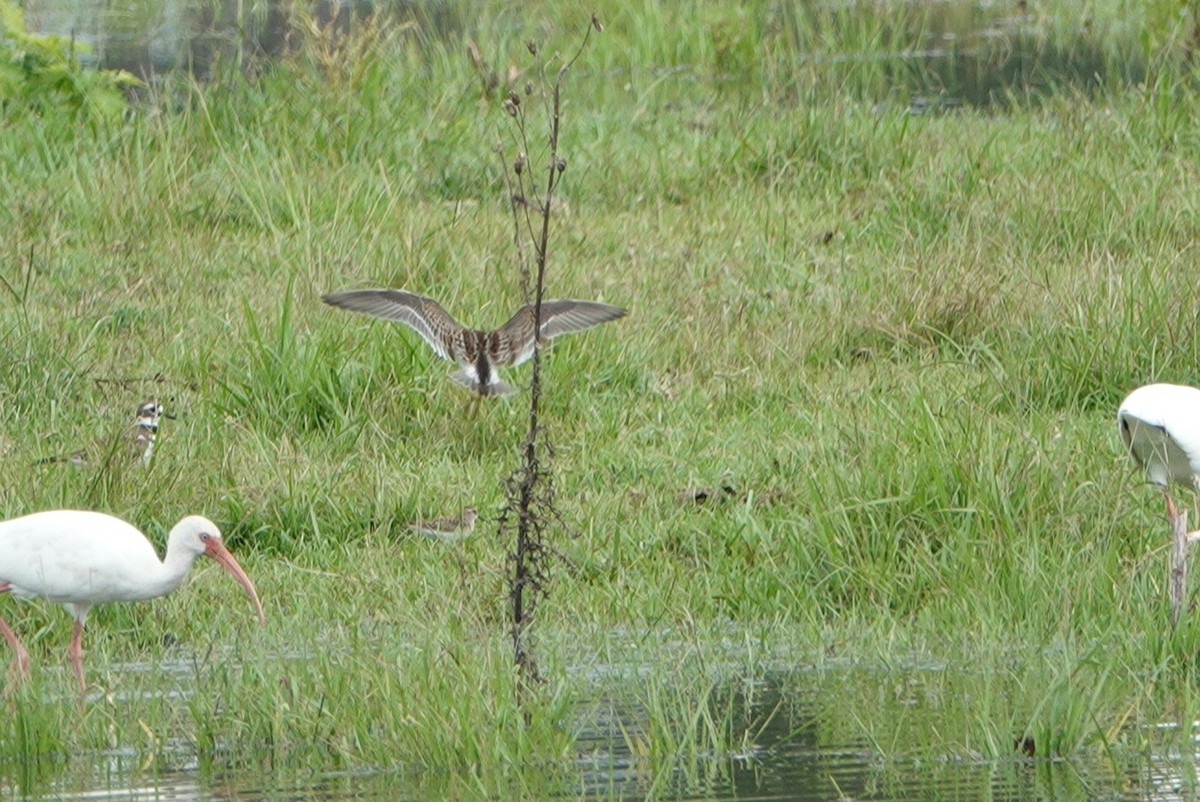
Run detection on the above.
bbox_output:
[0,0,141,124]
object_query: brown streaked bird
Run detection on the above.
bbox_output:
[322,289,627,396]
[35,399,173,468]
[409,506,478,543]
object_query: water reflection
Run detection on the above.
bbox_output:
[577,667,1049,801]
[6,767,409,801]
[574,660,1200,801]
[20,0,1145,108]
[781,1,1143,109]
[4,658,1200,801]
[19,1,426,80]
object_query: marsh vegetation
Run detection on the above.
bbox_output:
[4,0,1200,799]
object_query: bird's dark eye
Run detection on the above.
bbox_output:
[199,532,211,542]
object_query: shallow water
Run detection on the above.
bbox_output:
[20,0,1142,108]
[4,658,1199,801]
[573,664,1199,802]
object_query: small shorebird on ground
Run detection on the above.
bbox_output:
[125,398,172,465]
[409,507,478,543]
[35,447,88,469]
[322,289,626,396]
[36,398,173,468]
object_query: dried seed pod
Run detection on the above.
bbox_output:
[592,14,603,33]
[514,153,526,175]
[555,158,567,173]
[526,39,538,56]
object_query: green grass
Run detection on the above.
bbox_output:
[4,0,1200,796]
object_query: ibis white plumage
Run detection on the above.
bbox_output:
[1118,383,1200,533]
[0,511,265,690]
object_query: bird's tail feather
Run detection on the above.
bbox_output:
[450,369,515,396]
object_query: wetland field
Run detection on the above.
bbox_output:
[4,0,1200,799]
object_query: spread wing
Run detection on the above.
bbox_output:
[533,300,627,340]
[496,299,627,367]
[322,289,463,362]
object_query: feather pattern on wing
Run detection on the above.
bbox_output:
[323,288,627,395]
[534,300,628,340]
[497,300,628,367]
[322,289,463,361]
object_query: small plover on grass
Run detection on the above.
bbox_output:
[408,507,478,543]
[36,398,172,468]
[127,398,171,466]
[322,288,626,396]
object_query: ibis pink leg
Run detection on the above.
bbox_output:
[1166,491,1180,529]
[0,617,30,686]
[0,583,31,685]
[68,620,87,691]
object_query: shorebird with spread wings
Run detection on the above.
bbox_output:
[322,288,626,396]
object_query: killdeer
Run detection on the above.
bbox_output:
[127,398,171,465]
[322,289,627,396]
[408,506,478,543]
[36,398,172,468]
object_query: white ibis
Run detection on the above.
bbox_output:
[0,511,265,690]
[1118,383,1200,535]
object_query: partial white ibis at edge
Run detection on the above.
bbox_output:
[1118,383,1200,538]
[0,510,265,690]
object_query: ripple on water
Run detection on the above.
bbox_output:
[7,653,1200,801]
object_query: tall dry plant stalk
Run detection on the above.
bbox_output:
[494,15,601,687]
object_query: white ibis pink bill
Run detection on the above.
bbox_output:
[0,511,265,690]
[1118,383,1200,540]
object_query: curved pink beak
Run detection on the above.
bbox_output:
[204,539,266,625]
